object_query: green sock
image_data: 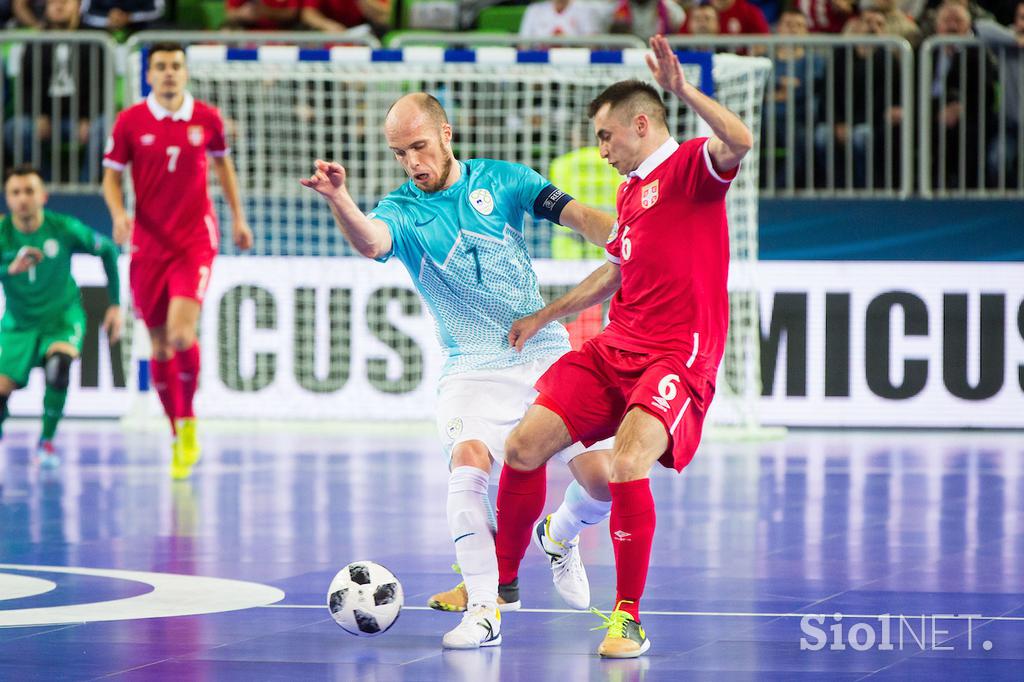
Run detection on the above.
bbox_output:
[41,385,67,442]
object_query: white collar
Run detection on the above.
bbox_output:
[627,137,679,181]
[146,91,195,121]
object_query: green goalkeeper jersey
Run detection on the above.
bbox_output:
[0,210,120,329]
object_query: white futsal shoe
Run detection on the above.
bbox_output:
[534,514,590,610]
[442,604,502,649]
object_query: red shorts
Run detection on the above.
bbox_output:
[129,252,215,329]
[535,335,716,472]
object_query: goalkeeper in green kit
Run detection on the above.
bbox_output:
[0,166,122,467]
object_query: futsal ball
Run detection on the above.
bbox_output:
[327,561,403,636]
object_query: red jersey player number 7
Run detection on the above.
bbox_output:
[101,42,253,480]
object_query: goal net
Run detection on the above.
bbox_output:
[126,46,771,429]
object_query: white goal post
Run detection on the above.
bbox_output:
[123,46,772,431]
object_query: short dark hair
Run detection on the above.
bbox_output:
[587,80,668,127]
[4,164,43,185]
[780,7,807,18]
[147,42,186,69]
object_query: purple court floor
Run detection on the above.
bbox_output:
[1,422,1022,680]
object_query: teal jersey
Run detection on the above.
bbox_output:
[369,158,570,375]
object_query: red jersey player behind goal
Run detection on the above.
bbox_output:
[102,42,253,480]
[496,35,754,658]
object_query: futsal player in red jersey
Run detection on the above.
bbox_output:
[102,42,253,479]
[496,35,754,658]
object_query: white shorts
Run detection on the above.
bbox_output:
[436,356,614,466]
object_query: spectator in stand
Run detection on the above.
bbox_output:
[680,0,770,35]
[298,0,391,34]
[3,0,108,182]
[793,0,854,32]
[769,8,823,187]
[518,0,614,39]
[80,0,165,33]
[709,0,770,34]
[814,7,905,188]
[845,0,921,44]
[688,3,720,33]
[929,1,997,188]
[10,0,46,26]
[610,0,685,41]
[976,0,1023,184]
[919,0,994,36]
[225,0,299,29]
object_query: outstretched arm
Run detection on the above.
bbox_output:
[509,261,621,351]
[300,159,393,259]
[646,34,753,172]
[558,200,617,246]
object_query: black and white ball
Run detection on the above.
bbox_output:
[327,561,403,637]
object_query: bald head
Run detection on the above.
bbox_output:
[384,93,457,193]
[385,93,449,134]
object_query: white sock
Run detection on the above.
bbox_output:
[548,480,612,546]
[485,482,498,535]
[447,466,498,607]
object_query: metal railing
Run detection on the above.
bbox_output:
[123,29,382,53]
[669,35,916,198]
[387,31,647,49]
[919,35,1022,197]
[3,30,1021,200]
[0,31,117,190]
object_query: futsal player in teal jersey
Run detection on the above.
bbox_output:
[303,93,617,649]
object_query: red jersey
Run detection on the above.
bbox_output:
[104,92,227,259]
[226,0,300,29]
[602,137,737,380]
[717,0,770,34]
[795,0,851,33]
[300,0,365,27]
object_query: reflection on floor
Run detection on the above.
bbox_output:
[1,423,1022,680]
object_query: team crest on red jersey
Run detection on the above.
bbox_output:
[187,126,204,147]
[641,180,659,209]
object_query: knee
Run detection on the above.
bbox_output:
[609,449,647,483]
[167,327,196,352]
[44,352,74,391]
[450,441,492,472]
[504,429,542,471]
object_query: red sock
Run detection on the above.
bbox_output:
[149,356,178,434]
[609,479,656,621]
[495,464,547,585]
[176,343,200,419]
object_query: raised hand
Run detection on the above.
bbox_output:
[300,159,349,200]
[645,34,688,96]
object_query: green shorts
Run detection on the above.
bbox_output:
[0,305,85,387]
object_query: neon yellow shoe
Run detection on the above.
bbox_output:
[171,418,201,480]
[592,601,650,658]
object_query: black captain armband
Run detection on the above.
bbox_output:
[534,185,574,224]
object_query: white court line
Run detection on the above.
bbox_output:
[259,604,1024,622]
